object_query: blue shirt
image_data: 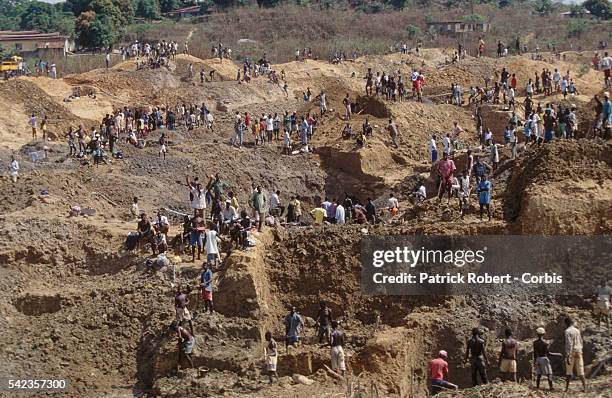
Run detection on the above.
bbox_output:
[477,180,492,204]
[284,313,303,338]
[201,269,213,292]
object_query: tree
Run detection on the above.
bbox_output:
[159,0,180,12]
[136,0,161,19]
[534,0,555,15]
[406,24,421,39]
[257,0,282,7]
[583,0,611,19]
[568,19,589,37]
[19,2,75,36]
[463,13,486,23]
[75,10,115,48]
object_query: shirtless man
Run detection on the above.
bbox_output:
[174,285,194,335]
[316,301,333,343]
[176,321,195,370]
[365,68,374,96]
[324,321,346,377]
[499,328,518,382]
[464,328,489,386]
[436,152,457,203]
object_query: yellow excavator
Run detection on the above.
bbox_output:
[0,55,22,72]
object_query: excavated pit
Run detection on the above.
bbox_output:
[13,292,62,315]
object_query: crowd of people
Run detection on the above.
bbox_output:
[6,36,610,393]
[430,315,603,394]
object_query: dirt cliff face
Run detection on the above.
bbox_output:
[0,50,610,397]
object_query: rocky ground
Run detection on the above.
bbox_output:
[0,49,610,397]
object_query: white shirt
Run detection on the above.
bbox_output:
[335,205,345,224]
[9,160,19,176]
[205,230,219,254]
[442,136,451,153]
[154,215,169,225]
[266,117,274,131]
[222,206,237,222]
[388,197,399,209]
[270,193,280,209]
[428,138,437,153]
[417,185,426,198]
[190,187,207,209]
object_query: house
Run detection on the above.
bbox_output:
[0,31,75,56]
[165,5,203,19]
[426,21,491,36]
[560,10,594,19]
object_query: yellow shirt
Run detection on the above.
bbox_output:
[310,208,326,225]
[230,196,239,211]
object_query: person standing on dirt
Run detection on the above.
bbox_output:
[200,262,214,314]
[270,190,284,217]
[478,37,485,57]
[250,186,267,232]
[8,155,19,184]
[595,280,611,328]
[365,198,376,223]
[533,327,562,391]
[105,52,110,68]
[343,94,352,120]
[498,328,518,382]
[476,175,492,221]
[365,68,374,96]
[464,328,489,386]
[564,317,587,392]
[175,321,195,371]
[187,177,206,218]
[174,285,194,335]
[430,350,458,394]
[158,132,167,160]
[264,331,278,383]
[189,215,204,262]
[325,320,346,377]
[316,301,333,343]
[203,222,220,267]
[284,306,304,352]
[436,152,456,203]
[601,52,611,87]
[387,119,399,148]
[29,114,37,139]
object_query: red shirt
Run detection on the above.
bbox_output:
[437,159,456,179]
[511,77,517,89]
[430,358,448,381]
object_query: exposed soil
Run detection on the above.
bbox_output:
[0,49,610,398]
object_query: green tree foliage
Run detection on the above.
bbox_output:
[406,24,421,38]
[583,0,611,19]
[534,0,554,15]
[19,2,75,36]
[463,13,486,23]
[159,0,180,13]
[567,19,589,37]
[257,0,282,7]
[136,0,161,18]
[75,10,115,48]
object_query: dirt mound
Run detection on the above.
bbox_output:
[0,79,92,148]
[505,139,612,234]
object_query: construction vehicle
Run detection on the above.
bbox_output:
[0,55,22,72]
